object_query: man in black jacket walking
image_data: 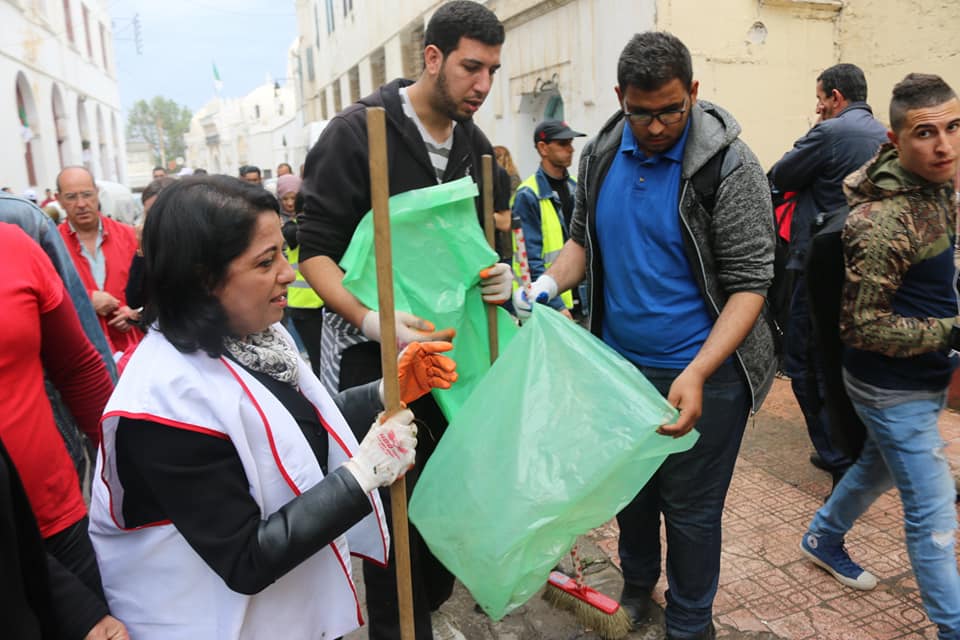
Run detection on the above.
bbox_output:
[298,2,508,638]
[769,64,887,484]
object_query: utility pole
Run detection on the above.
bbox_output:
[133,13,143,55]
[155,116,166,169]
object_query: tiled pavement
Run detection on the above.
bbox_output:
[346,378,960,638]
[588,378,960,639]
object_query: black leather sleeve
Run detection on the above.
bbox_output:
[115,418,373,596]
[252,466,372,595]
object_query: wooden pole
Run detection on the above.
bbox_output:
[481,154,498,364]
[367,107,415,640]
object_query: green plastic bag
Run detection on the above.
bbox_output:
[340,177,517,419]
[409,306,698,620]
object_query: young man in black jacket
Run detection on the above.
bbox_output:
[298,2,508,638]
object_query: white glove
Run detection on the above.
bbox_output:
[361,310,454,348]
[479,262,513,304]
[343,409,417,493]
[512,274,558,320]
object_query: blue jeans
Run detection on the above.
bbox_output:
[617,361,751,638]
[808,392,960,638]
[784,273,851,470]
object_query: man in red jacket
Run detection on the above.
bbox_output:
[57,166,143,355]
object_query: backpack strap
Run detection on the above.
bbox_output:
[689,144,743,213]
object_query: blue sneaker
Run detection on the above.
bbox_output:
[801,532,877,590]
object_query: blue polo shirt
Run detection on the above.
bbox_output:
[596,120,714,369]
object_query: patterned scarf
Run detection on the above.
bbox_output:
[223,325,300,387]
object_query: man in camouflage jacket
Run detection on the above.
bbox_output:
[801,73,960,638]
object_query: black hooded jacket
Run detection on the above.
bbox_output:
[299,78,500,264]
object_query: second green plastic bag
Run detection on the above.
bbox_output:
[339,177,517,419]
[409,305,698,620]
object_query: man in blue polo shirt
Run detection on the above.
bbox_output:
[515,32,775,639]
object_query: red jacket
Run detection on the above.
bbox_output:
[58,215,143,354]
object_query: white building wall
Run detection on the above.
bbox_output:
[358,56,373,97]
[185,80,302,180]
[294,0,960,175]
[294,0,655,178]
[383,35,404,81]
[1,0,124,193]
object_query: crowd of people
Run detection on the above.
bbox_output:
[3,1,960,639]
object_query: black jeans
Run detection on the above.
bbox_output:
[339,342,455,640]
[43,516,105,600]
[617,361,750,638]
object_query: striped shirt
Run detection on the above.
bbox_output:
[399,86,454,182]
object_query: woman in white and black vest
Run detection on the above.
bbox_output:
[89,175,457,640]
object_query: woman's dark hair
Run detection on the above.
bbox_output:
[141,175,280,356]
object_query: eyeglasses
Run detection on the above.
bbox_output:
[623,97,688,127]
[61,191,96,202]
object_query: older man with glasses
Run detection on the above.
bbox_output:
[57,166,143,355]
[514,31,776,640]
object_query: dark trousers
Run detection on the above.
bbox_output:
[617,361,750,638]
[43,516,105,601]
[289,306,324,379]
[339,342,455,640]
[784,273,852,471]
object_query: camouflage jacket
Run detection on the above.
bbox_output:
[840,143,957,359]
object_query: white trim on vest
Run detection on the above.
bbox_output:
[89,324,388,640]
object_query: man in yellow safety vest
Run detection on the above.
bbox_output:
[512,119,587,319]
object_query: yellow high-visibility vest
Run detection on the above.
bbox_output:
[512,173,574,310]
[285,245,323,309]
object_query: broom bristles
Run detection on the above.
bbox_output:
[543,572,633,640]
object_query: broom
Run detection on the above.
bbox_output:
[543,545,633,639]
[368,106,416,640]
[506,208,633,637]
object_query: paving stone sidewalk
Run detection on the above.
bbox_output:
[347,379,960,639]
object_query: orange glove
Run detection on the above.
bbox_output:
[398,341,458,404]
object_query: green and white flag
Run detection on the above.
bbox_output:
[212,63,223,93]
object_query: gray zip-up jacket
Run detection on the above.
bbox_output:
[569,100,777,412]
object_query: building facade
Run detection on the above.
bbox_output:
[184,68,305,181]
[1,0,124,194]
[125,140,154,191]
[292,0,959,177]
